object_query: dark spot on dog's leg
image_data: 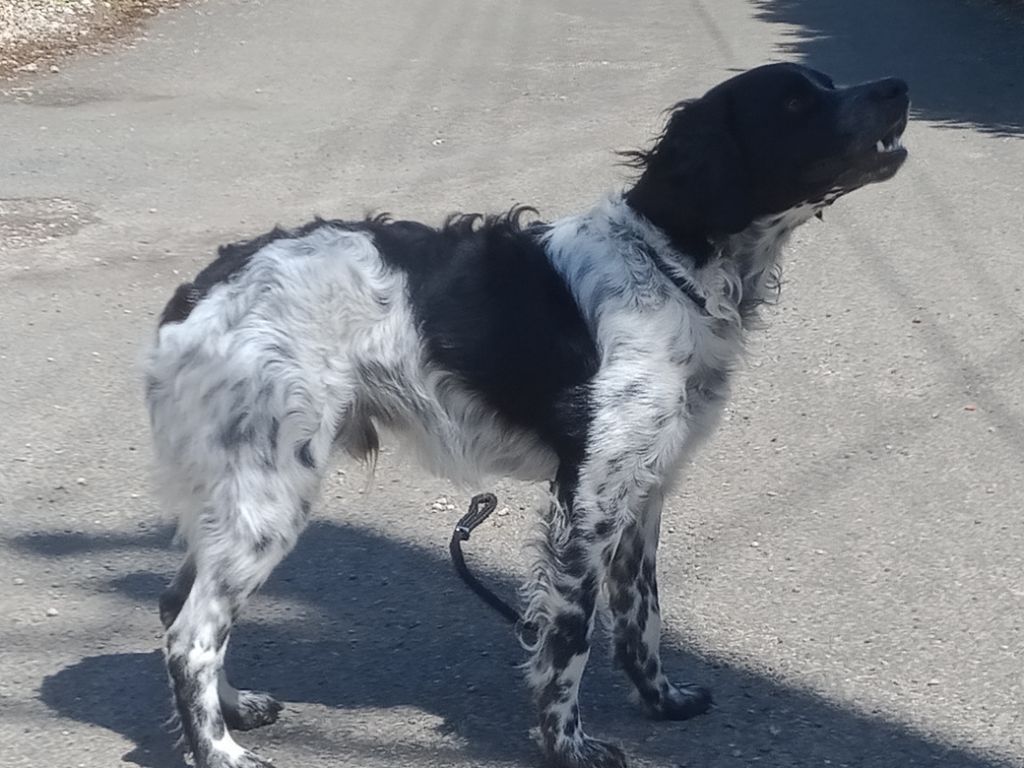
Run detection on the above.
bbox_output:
[547,611,590,670]
[159,589,189,632]
[610,537,712,722]
[159,557,196,630]
[166,650,204,753]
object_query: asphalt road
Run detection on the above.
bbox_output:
[1,1,1023,767]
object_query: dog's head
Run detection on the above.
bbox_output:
[625,63,909,255]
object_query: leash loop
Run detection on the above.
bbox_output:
[449,492,537,644]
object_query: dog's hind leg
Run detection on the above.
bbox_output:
[160,555,283,732]
[164,473,316,768]
[607,489,711,721]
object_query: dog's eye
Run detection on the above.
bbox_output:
[785,96,807,113]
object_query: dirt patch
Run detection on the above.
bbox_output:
[0,0,181,79]
[0,197,98,250]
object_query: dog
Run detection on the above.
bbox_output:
[146,62,909,768]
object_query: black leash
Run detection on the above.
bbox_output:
[449,493,536,642]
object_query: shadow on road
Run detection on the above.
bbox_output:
[18,521,1015,768]
[754,0,1024,137]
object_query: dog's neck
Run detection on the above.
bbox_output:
[545,196,816,333]
[617,197,815,328]
[721,204,815,305]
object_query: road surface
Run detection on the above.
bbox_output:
[1,1,1022,767]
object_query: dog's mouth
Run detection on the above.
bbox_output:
[807,117,908,205]
[874,124,905,156]
[802,112,909,213]
[848,113,909,182]
[870,116,908,161]
[804,109,910,198]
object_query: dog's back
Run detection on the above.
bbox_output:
[145,212,595,549]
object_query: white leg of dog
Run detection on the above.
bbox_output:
[163,478,314,768]
[160,557,283,734]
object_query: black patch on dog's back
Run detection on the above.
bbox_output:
[158,219,349,327]
[364,211,599,464]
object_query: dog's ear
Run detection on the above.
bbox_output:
[626,92,753,249]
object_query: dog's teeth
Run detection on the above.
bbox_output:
[876,140,885,152]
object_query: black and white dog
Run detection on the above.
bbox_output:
[147,63,909,768]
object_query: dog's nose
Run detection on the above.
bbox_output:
[868,78,909,102]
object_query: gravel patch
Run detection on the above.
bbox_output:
[0,0,179,78]
[0,1,96,54]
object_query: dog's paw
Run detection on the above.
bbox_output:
[223,689,283,731]
[546,735,629,768]
[233,752,276,768]
[646,681,713,721]
[204,749,276,768]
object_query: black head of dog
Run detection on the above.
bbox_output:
[624,62,910,258]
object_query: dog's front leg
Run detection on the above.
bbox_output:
[607,488,712,720]
[526,452,668,768]
[525,472,626,768]
[524,356,705,766]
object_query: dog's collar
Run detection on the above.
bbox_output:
[644,247,709,314]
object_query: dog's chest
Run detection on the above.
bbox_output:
[681,320,740,419]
